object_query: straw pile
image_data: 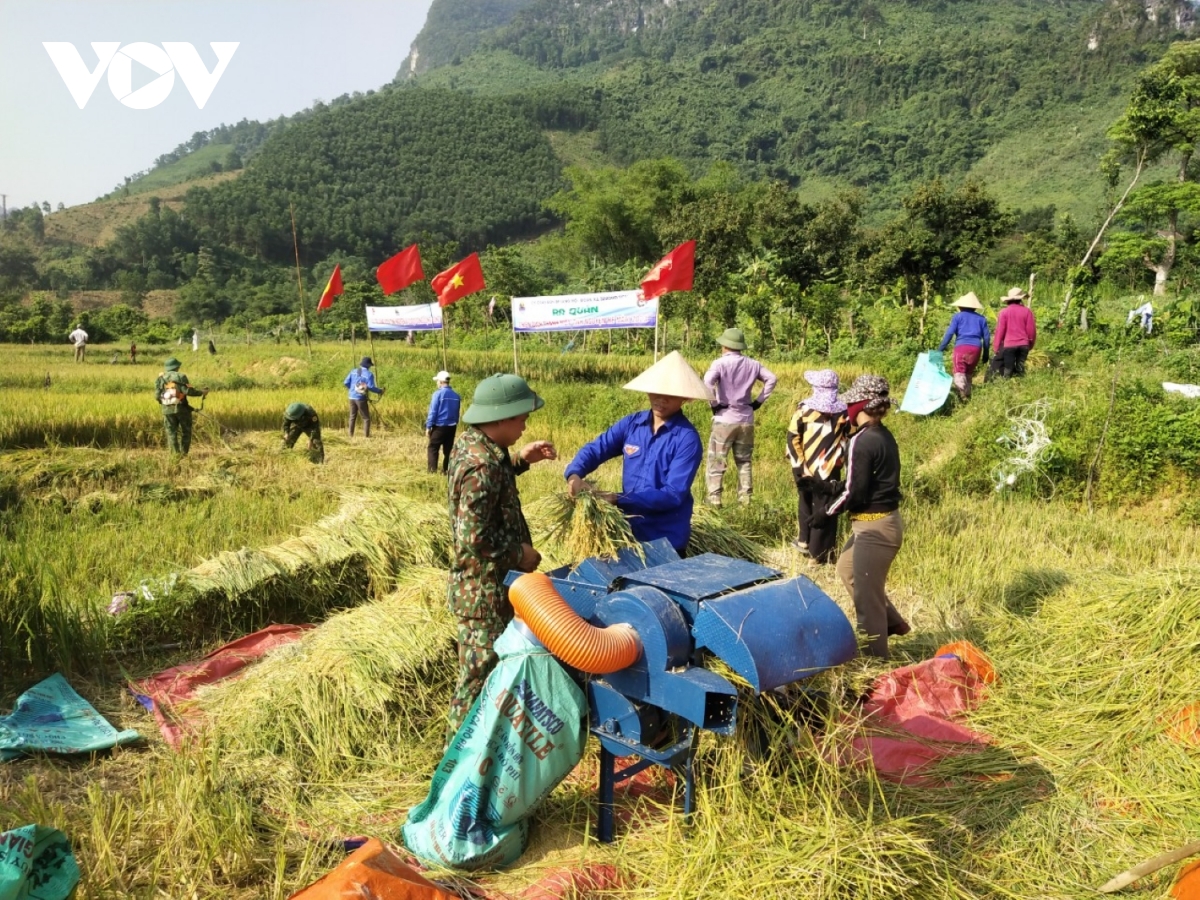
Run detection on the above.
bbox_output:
[115,492,451,646]
[686,504,765,562]
[193,571,457,840]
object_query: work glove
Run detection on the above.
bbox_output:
[710,403,728,415]
[750,399,762,411]
[981,346,990,364]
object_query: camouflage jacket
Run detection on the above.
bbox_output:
[154,371,203,413]
[447,424,532,625]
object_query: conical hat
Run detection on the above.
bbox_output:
[623,351,711,401]
[954,292,983,310]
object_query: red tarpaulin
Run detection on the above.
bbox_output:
[130,624,312,748]
[844,642,995,785]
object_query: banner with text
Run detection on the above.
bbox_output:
[512,290,657,333]
[365,304,442,332]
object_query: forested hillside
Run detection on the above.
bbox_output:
[183,87,562,263]
[409,0,1197,212]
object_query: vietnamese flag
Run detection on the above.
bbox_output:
[640,240,695,300]
[316,264,343,312]
[432,253,485,307]
[376,244,424,296]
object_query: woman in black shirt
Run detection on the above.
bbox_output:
[826,375,909,659]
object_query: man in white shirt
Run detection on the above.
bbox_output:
[68,325,88,363]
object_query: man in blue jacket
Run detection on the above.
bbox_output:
[343,356,384,437]
[563,351,709,555]
[425,370,462,473]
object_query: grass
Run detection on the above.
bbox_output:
[4,339,1200,898]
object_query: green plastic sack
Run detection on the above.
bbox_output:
[899,351,953,415]
[402,622,587,871]
[0,825,80,900]
[0,673,139,762]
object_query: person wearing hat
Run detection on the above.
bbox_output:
[425,371,461,474]
[786,370,851,564]
[154,357,207,456]
[445,374,558,742]
[825,375,909,659]
[993,287,1036,379]
[564,351,708,554]
[938,292,991,399]
[343,357,385,437]
[702,327,777,506]
[281,402,324,464]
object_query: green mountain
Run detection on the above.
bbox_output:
[403,0,1200,217]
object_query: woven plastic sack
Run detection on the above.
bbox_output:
[0,824,80,900]
[287,838,456,900]
[899,351,953,415]
[1,674,139,762]
[402,622,587,871]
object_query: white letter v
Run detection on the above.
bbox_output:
[163,42,239,110]
[43,42,121,109]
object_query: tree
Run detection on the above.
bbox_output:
[864,178,1009,297]
[1104,41,1200,296]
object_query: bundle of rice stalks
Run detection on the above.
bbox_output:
[200,570,455,778]
[685,504,765,562]
[529,491,642,566]
[114,493,452,647]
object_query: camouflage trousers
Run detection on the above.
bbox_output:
[163,409,193,455]
[282,419,325,463]
[445,617,506,745]
[706,421,755,504]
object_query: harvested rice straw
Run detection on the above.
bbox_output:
[685,504,765,562]
[529,491,643,565]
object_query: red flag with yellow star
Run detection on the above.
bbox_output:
[431,253,485,307]
[316,263,343,312]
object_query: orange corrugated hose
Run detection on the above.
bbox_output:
[510,572,642,674]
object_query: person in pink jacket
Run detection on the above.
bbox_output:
[993,287,1036,378]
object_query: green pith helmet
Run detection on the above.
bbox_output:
[284,402,310,421]
[164,357,181,371]
[716,327,747,350]
[463,374,544,425]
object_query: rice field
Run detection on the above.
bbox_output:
[2,339,1200,898]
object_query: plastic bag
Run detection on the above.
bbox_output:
[402,622,587,871]
[899,351,953,415]
[0,674,139,762]
[0,824,80,900]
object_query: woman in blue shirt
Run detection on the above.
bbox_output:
[938,293,990,400]
[564,352,710,555]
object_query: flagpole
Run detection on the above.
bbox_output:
[440,315,448,371]
[512,326,519,376]
[654,313,660,362]
[289,202,311,359]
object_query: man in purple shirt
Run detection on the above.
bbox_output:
[702,328,777,506]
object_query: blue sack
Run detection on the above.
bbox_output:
[401,622,587,871]
[0,674,139,762]
[0,824,80,900]
[900,351,953,415]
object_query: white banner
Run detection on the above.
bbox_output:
[511,290,658,333]
[365,304,442,332]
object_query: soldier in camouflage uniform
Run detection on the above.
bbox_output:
[281,402,325,463]
[154,357,206,455]
[445,374,558,744]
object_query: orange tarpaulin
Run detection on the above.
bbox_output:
[288,839,458,900]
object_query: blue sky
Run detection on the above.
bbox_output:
[0,0,435,210]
